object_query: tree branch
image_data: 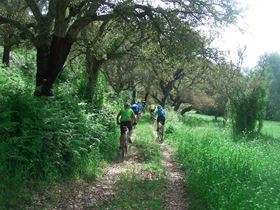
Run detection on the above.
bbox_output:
[0,15,35,42]
[24,0,42,21]
[67,12,116,42]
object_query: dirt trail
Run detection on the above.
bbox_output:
[27,146,144,210]
[161,143,189,210]
[27,125,189,210]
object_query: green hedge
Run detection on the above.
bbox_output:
[0,67,118,209]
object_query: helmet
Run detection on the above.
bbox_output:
[157,105,162,109]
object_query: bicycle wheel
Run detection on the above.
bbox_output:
[120,135,125,160]
[120,130,129,160]
[159,125,164,143]
[157,123,164,143]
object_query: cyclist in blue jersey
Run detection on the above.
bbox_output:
[136,101,144,119]
[131,103,139,115]
[156,105,166,131]
[131,103,140,125]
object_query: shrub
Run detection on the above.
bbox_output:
[0,67,118,209]
[230,75,266,136]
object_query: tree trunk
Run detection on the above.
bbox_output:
[160,88,169,107]
[172,96,182,111]
[34,35,73,96]
[174,101,182,111]
[84,69,99,102]
[181,105,193,115]
[34,44,50,96]
[144,91,149,102]
[160,96,168,108]
[84,53,102,102]
[131,88,137,104]
[2,45,11,67]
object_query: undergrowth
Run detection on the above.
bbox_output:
[0,67,119,209]
[166,112,280,210]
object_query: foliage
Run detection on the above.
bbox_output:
[0,67,118,209]
[167,113,280,210]
[92,72,107,110]
[230,72,266,135]
[258,53,280,121]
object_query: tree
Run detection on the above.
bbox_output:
[257,53,280,121]
[204,47,248,122]
[78,18,150,102]
[0,0,241,96]
[169,59,210,111]
[230,72,266,135]
[0,0,27,66]
[145,27,208,108]
[103,53,142,96]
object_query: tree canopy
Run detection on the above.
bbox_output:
[0,0,241,96]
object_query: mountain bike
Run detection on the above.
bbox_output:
[120,125,129,160]
[157,121,164,143]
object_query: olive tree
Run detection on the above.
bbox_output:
[0,0,241,96]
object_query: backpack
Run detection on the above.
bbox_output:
[157,108,165,118]
[131,104,139,113]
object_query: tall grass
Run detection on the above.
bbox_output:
[166,112,280,209]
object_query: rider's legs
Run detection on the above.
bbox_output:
[120,121,133,145]
[157,116,166,131]
[120,121,133,143]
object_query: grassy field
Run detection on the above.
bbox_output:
[262,120,280,139]
[166,112,280,210]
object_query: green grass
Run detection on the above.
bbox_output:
[166,112,280,210]
[92,174,166,210]
[262,120,280,139]
[91,113,166,209]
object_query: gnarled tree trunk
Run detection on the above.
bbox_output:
[84,54,103,102]
[2,45,11,66]
[34,35,73,96]
[131,87,137,104]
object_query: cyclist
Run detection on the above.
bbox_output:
[131,102,140,124]
[136,101,143,114]
[150,104,156,113]
[156,105,166,132]
[116,102,135,144]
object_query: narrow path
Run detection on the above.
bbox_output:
[152,125,190,210]
[27,145,146,210]
[161,143,189,210]
[27,120,190,210]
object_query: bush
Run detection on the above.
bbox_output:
[0,68,118,209]
[230,76,266,136]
